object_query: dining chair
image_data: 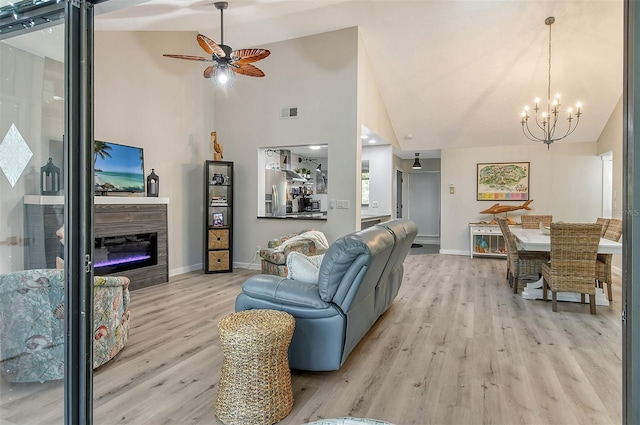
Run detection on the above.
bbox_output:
[596,218,623,302]
[542,223,602,314]
[521,215,553,229]
[497,217,548,294]
[596,217,610,237]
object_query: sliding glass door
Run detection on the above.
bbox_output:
[1,1,95,423]
[0,3,67,423]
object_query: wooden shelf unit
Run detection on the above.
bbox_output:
[204,161,233,273]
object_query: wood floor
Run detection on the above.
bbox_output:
[0,253,622,424]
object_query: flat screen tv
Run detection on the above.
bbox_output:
[94,141,145,193]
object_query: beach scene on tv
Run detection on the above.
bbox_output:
[94,141,145,193]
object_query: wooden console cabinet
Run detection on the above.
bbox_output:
[468,223,513,259]
[23,196,169,290]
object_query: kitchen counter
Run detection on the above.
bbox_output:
[361,214,392,229]
[258,211,327,220]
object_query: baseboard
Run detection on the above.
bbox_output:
[170,261,261,277]
[439,249,469,256]
[169,263,202,277]
[414,236,440,245]
[233,262,261,271]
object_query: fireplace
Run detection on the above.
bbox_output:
[94,232,158,275]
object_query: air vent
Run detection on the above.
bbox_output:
[281,107,298,119]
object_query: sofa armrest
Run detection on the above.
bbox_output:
[241,274,330,309]
[260,239,317,265]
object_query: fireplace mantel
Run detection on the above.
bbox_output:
[23,196,169,290]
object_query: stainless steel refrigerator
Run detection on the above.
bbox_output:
[265,169,287,217]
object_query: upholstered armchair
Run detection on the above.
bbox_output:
[259,230,329,277]
[0,269,131,382]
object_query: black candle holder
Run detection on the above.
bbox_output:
[147,169,159,197]
[40,158,60,195]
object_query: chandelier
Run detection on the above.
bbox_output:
[520,17,582,149]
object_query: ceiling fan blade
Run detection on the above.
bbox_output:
[232,63,265,77]
[203,65,215,79]
[232,48,270,64]
[197,34,226,58]
[163,54,212,62]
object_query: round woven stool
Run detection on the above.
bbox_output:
[215,309,295,425]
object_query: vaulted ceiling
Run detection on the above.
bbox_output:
[94,0,623,158]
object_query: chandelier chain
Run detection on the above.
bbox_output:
[547,21,552,112]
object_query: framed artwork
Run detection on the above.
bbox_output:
[477,162,529,201]
[213,212,224,227]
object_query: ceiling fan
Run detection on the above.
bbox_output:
[163,1,270,87]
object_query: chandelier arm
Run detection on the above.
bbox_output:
[558,115,581,140]
[532,114,548,134]
[522,122,546,143]
[547,112,560,140]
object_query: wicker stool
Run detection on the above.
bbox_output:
[215,309,295,425]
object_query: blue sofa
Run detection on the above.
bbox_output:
[235,219,417,371]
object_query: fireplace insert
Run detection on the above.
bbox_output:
[94,232,158,275]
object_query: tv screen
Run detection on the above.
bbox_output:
[94,141,145,193]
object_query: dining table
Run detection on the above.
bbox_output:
[510,227,623,306]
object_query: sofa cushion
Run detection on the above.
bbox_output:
[241,274,330,309]
[317,226,394,303]
[287,252,325,284]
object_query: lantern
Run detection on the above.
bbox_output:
[147,169,159,197]
[41,158,60,195]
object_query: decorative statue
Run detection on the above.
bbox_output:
[212,131,224,160]
[480,199,533,224]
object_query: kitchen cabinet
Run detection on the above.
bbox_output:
[204,161,233,273]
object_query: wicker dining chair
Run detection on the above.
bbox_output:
[596,217,610,237]
[521,215,553,229]
[596,218,623,302]
[542,223,601,314]
[497,218,548,294]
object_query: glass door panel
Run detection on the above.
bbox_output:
[0,17,65,423]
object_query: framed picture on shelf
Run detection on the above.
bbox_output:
[213,212,224,227]
[477,162,529,201]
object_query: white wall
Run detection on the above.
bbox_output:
[94,31,216,276]
[441,142,603,255]
[357,32,399,149]
[596,95,623,270]
[214,28,359,267]
[362,144,393,216]
[0,43,58,273]
[597,96,623,219]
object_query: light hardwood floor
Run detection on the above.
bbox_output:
[0,253,622,424]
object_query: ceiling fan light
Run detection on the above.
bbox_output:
[212,63,235,87]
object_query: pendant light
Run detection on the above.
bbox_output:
[412,153,422,170]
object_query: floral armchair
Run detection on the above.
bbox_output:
[0,269,131,383]
[260,230,328,277]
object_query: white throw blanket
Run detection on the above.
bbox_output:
[276,230,329,252]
